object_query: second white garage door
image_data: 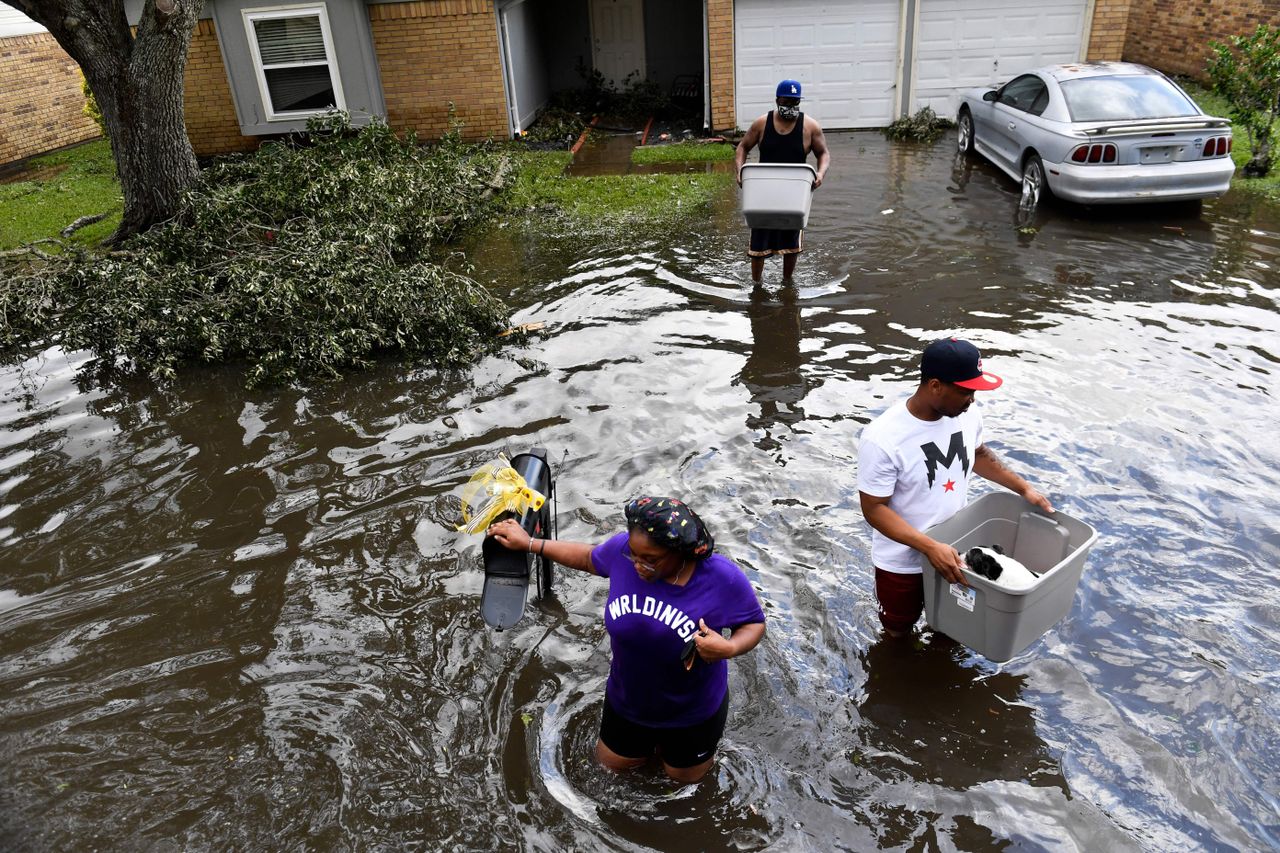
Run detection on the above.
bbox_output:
[734,0,902,130]
[911,0,1088,119]
[733,0,1089,130]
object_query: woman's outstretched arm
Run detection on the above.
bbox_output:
[486,517,596,574]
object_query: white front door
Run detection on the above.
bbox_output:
[590,0,646,90]
[734,0,902,130]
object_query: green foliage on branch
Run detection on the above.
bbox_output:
[1207,24,1280,177]
[1,114,514,386]
[883,107,953,143]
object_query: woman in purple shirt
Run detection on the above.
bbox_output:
[487,496,766,783]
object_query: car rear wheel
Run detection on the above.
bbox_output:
[1020,154,1050,208]
[957,110,974,154]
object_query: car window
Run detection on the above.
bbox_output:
[1029,88,1049,116]
[1060,75,1201,122]
[997,75,1048,115]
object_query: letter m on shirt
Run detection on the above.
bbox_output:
[920,431,969,488]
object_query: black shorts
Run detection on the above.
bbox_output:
[747,228,802,257]
[599,692,730,768]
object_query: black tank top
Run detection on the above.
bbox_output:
[759,110,806,164]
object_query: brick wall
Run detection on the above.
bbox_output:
[1086,0,1134,61]
[0,32,100,167]
[184,19,257,157]
[707,0,735,132]
[368,0,508,141]
[1122,0,1279,79]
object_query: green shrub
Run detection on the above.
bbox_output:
[883,107,953,143]
[519,107,589,148]
[1206,24,1280,177]
[1,114,514,385]
[80,73,105,136]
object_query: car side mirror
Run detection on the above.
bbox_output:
[982,90,999,102]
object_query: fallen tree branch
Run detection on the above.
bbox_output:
[61,212,108,237]
[0,238,68,261]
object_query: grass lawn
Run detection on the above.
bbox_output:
[631,141,736,164]
[508,149,733,226]
[0,139,121,250]
[1183,81,1280,202]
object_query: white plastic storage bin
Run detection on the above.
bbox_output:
[921,492,1098,662]
[740,163,816,229]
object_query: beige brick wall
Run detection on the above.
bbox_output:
[368,0,508,140]
[1122,0,1279,79]
[184,19,258,157]
[0,32,100,167]
[1086,0,1135,61]
[708,0,735,132]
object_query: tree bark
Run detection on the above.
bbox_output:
[6,0,203,243]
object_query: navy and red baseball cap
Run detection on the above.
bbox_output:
[921,338,1003,390]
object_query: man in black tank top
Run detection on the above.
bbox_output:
[734,79,831,282]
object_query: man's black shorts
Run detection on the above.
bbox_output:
[748,228,803,257]
[599,692,730,768]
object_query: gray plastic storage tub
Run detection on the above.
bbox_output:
[921,492,1098,662]
[741,163,816,229]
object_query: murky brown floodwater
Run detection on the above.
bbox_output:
[2,132,1277,851]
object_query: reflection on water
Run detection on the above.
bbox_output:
[1,132,1278,850]
[740,283,807,455]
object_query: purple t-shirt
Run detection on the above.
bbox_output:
[591,532,766,728]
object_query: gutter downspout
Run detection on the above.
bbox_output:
[898,0,919,118]
[703,0,711,131]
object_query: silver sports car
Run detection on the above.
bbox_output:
[956,62,1235,207]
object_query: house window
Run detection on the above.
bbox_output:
[244,4,346,121]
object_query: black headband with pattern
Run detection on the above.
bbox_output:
[624,496,715,559]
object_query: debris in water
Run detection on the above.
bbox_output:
[498,321,546,337]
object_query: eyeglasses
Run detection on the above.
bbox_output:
[777,98,801,107]
[621,546,666,573]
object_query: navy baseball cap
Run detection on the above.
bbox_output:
[776,79,802,99]
[921,338,1003,390]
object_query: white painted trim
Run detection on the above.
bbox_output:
[0,7,46,37]
[242,2,346,122]
[498,3,521,135]
[1079,0,1098,60]
[896,0,914,118]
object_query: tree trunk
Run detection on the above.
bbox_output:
[7,0,204,243]
[1243,135,1272,178]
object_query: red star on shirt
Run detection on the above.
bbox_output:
[943,479,956,492]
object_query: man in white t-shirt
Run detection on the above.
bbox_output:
[857,338,1054,636]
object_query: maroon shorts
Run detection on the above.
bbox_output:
[875,568,924,634]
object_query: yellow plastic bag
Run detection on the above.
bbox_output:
[457,454,546,534]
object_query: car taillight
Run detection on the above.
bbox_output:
[1070,143,1117,164]
[1202,136,1232,157]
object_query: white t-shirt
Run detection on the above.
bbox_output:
[857,399,985,573]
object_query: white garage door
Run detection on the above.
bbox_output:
[912,0,1087,119]
[734,0,902,130]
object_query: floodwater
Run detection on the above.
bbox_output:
[2,132,1278,851]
